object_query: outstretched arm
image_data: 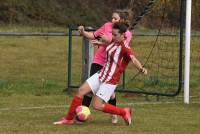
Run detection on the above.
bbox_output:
[78,26,95,40]
[130,55,147,75]
[78,24,112,45]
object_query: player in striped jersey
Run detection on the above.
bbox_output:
[54,22,147,126]
[79,10,132,124]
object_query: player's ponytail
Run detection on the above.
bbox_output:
[113,9,133,29]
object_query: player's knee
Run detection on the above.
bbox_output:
[92,104,101,110]
[92,101,103,110]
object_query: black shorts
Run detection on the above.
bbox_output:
[90,63,103,76]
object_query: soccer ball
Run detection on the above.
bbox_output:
[75,105,91,122]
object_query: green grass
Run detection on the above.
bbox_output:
[0,27,200,133]
[0,36,68,94]
[0,94,199,134]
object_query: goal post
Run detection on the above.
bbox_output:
[184,0,192,104]
[82,37,94,82]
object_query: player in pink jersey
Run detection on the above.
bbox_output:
[78,10,132,124]
[54,22,147,126]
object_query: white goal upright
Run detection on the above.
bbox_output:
[184,0,192,104]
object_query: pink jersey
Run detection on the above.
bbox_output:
[93,22,132,66]
[98,40,134,85]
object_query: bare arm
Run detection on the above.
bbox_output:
[78,25,112,45]
[90,40,110,47]
[130,55,147,75]
[78,26,95,40]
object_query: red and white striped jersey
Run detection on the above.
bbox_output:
[98,40,134,85]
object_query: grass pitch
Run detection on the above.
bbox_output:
[0,27,200,133]
[0,94,199,134]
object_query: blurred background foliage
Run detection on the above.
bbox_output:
[0,0,199,29]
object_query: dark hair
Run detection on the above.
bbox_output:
[113,22,128,34]
[113,9,132,28]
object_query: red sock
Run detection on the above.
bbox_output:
[65,96,82,120]
[103,103,125,116]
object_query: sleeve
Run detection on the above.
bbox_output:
[93,24,105,39]
[122,42,135,59]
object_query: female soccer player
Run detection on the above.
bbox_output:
[79,10,132,124]
[54,22,147,126]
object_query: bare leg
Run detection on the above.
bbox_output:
[76,81,93,98]
[92,95,132,125]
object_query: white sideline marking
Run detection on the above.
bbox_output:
[0,101,199,112]
[0,105,65,111]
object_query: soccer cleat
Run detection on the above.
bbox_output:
[111,115,118,124]
[122,108,132,126]
[53,117,74,125]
